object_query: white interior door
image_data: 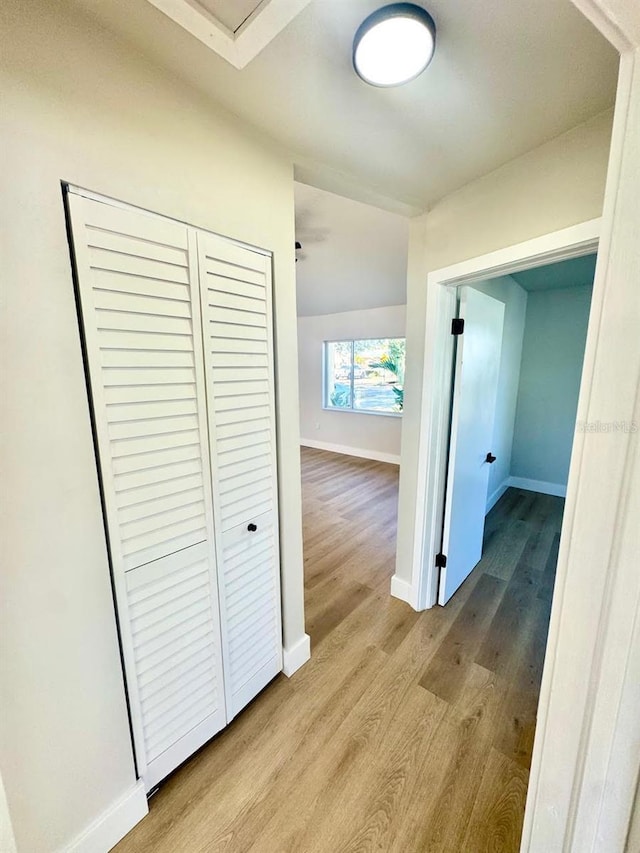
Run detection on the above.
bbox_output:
[196,231,283,721]
[439,287,505,605]
[67,191,228,791]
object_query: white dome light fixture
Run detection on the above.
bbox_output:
[353,3,436,87]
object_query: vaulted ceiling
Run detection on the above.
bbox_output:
[72,0,618,213]
[294,182,409,316]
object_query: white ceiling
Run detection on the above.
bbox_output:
[71,0,618,213]
[511,254,597,292]
[294,182,409,316]
[198,0,264,33]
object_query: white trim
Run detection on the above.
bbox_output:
[426,218,601,289]
[144,0,313,69]
[282,633,311,676]
[300,439,400,466]
[321,406,402,419]
[59,782,148,853]
[572,0,640,52]
[390,574,417,608]
[508,477,567,498]
[485,478,510,513]
[521,7,640,847]
[410,283,458,611]
[410,218,600,613]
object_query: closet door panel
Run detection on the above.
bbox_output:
[67,192,227,790]
[220,512,281,714]
[197,232,283,720]
[125,544,226,788]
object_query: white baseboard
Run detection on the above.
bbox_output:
[486,478,510,514]
[61,780,148,853]
[390,574,417,608]
[283,633,311,677]
[300,439,400,466]
[508,476,567,498]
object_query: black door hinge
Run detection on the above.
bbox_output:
[451,318,464,336]
[435,552,447,568]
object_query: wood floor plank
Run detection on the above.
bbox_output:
[418,573,506,702]
[476,554,539,675]
[304,522,392,589]
[477,516,531,582]
[247,645,440,852]
[537,532,561,602]
[305,578,374,646]
[195,645,391,853]
[315,685,447,853]
[492,591,554,769]
[113,450,562,853]
[411,665,507,852]
[377,597,422,655]
[462,747,529,852]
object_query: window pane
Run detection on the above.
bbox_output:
[353,338,405,413]
[325,341,353,409]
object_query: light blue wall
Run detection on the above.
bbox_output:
[471,277,528,508]
[511,284,592,486]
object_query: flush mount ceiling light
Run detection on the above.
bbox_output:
[353,3,436,87]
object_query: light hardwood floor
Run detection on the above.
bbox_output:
[114,447,563,852]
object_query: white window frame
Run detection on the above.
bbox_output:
[322,338,405,418]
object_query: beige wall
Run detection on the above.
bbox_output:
[0,1,305,850]
[298,305,406,461]
[395,109,614,585]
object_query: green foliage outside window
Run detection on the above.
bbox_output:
[325,338,405,414]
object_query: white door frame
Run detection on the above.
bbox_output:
[522,2,640,847]
[410,217,600,611]
[407,0,640,846]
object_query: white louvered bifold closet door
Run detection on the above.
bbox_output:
[67,192,227,791]
[197,232,283,720]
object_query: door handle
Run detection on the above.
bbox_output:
[485,453,497,464]
[247,522,258,532]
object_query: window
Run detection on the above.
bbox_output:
[324,338,405,415]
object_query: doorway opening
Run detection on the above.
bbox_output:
[408,218,600,612]
[293,181,410,649]
[403,217,601,841]
[413,249,598,775]
[439,252,597,605]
